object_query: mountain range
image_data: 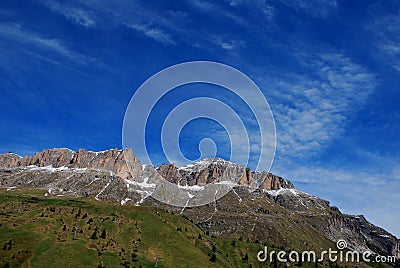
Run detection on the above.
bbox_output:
[0,148,399,264]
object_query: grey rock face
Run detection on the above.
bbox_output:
[327,207,399,256]
[157,158,293,190]
[169,158,245,186]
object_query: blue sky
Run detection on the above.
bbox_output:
[1,0,399,236]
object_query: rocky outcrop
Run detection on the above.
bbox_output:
[394,241,400,259]
[0,148,141,179]
[256,172,295,190]
[29,148,74,167]
[69,148,96,168]
[178,158,244,186]
[158,158,245,186]
[156,159,293,190]
[0,153,22,169]
[239,168,256,188]
[157,164,182,184]
[327,207,399,256]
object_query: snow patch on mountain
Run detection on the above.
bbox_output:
[266,188,298,196]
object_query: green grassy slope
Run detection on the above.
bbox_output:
[0,189,381,268]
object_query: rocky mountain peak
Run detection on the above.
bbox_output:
[0,148,140,179]
[0,149,295,191]
[0,153,22,169]
[156,157,293,190]
[158,158,244,187]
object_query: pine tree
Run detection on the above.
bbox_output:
[90,230,97,240]
[100,229,106,239]
[210,253,216,262]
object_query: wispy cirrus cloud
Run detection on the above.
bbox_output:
[130,24,176,45]
[215,38,245,51]
[368,7,400,72]
[45,2,96,28]
[227,0,275,19]
[0,23,89,65]
[263,53,377,159]
[35,0,272,50]
[39,0,181,46]
[279,0,338,18]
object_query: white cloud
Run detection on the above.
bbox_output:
[190,0,215,11]
[36,0,273,51]
[367,7,400,72]
[280,0,338,18]
[45,2,96,28]
[130,24,176,45]
[215,38,245,51]
[0,23,88,64]
[227,0,275,20]
[264,53,377,159]
[39,1,179,46]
